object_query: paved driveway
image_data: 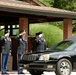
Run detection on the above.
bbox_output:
[23,70,76,75]
[25,72,76,75]
[0,71,76,75]
[43,72,76,75]
[23,71,76,75]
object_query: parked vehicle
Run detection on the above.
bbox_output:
[20,36,76,75]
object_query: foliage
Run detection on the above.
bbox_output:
[39,0,76,11]
[0,30,4,36]
[53,0,76,11]
[49,22,63,29]
[49,21,76,33]
[39,0,54,6]
[39,0,76,33]
[72,20,76,32]
[29,23,63,47]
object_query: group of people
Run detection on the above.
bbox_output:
[0,30,46,74]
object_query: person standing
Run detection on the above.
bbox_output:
[16,30,27,74]
[1,31,12,74]
[32,32,46,52]
[31,33,39,52]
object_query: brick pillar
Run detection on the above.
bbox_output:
[63,19,72,40]
[19,18,29,36]
[19,17,29,51]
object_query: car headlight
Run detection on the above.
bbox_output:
[39,54,50,61]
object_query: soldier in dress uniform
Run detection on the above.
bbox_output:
[31,33,39,52]
[16,30,27,74]
[32,32,46,52]
[1,31,12,74]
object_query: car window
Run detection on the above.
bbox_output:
[50,41,74,51]
[65,43,76,51]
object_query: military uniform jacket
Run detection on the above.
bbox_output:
[1,36,11,54]
[16,35,27,54]
[35,37,46,51]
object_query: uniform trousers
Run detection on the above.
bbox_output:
[2,53,9,73]
[18,54,23,73]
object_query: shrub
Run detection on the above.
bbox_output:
[29,23,63,48]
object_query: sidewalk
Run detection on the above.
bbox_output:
[0,71,17,74]
[0,70,29,74]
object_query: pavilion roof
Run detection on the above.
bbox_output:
[0,0,76,19]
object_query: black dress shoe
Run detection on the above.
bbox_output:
[18,72,25,74]
[1,73,9,74]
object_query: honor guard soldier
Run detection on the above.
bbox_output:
[16,30,27,74]
[32,32,46,52]
[1,31,12,74]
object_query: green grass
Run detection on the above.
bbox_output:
[29,23,63,47]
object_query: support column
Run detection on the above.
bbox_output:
[5,23,8,33]
[19,17,29,37]
[19,17,29,50]
[63,19,72,40]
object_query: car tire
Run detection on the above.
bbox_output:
[29,70,43,75]
[55,58,72,75]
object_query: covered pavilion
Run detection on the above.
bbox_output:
[0,0,76,70]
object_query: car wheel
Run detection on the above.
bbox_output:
[55,58,72,75]
[29,70,43,75]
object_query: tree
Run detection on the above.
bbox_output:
[39,0,76,33]
[53,0,76,11]
[39,0,76,11]
[39,0,54,6]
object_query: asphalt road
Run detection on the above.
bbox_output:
[23,71,76,75]
[27,72,76,75]
[1,70,75,75]
[43,72,76,75]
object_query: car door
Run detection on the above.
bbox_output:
[71,48,76,70]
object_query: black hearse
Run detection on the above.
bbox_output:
[20,36,76,75]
